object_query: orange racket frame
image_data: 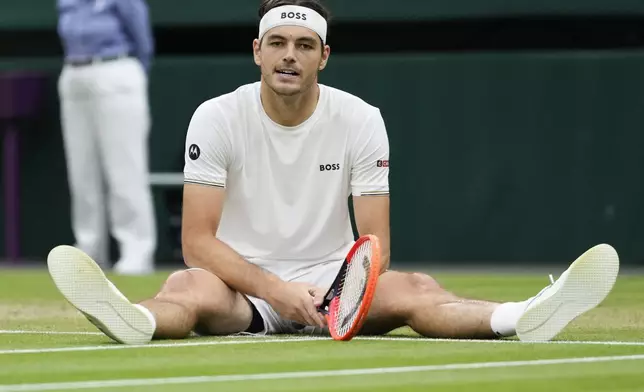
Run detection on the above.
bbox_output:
[318,234,381,341]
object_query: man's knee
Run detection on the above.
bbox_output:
[377,271,443,297]
[386,271,452,307]
[406,272,442,293]
[155,268,235,315]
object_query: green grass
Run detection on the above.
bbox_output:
[0,268,643,391]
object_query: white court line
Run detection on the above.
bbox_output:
[0,331,102,336]
[1,332,644,355]
[0,337,327,354]
[0,354,643,391]
[357,336,644,346]
[0,337,329,355]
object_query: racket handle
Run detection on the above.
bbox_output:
[317,260,348,314]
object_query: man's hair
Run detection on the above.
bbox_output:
[258,0,330,22]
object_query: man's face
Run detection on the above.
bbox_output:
[253,25,330,97]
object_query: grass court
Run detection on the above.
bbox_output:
[0,268,642,391]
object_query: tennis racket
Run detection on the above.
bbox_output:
[317,234,381,341]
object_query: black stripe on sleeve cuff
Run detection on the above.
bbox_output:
[184,179,225,188]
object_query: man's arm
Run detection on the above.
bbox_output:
[181,102,281,300]
[350,108,391,273]
[181,173,326,328]
[181,183,283,301]
[352,195,391,273]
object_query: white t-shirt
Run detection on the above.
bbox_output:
[183,82,389,280]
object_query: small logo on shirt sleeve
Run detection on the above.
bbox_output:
[377,160,389,168]
[188,144,201,160]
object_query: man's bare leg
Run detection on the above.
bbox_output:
[363,243,619,342]
[47,243,257,344]
[137,269,255,340]
[361,271,505,339]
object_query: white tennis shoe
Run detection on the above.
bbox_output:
[516,243,620,342]
[47,245,156,345]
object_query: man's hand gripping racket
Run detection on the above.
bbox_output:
[317,235,381,341]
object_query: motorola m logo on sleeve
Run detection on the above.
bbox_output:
[320,163,341,171]
[188,144,201,160]
[281,11,307,20]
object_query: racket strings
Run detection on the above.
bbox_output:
[333,240,372,336]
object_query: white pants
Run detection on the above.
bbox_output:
[58,57,156,271]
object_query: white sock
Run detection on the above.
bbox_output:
[490,299,532,337]
[134,304,157,331]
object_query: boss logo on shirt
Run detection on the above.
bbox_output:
[188,144,201,160]
[377,160,389,168]
[320,163,341,171]
[281,12,307,20]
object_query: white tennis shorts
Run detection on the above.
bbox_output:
[247,259,344,335]
[187,259,343,336]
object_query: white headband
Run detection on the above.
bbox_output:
[259,5,327,44]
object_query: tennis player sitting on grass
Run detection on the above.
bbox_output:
[46,0,620,345]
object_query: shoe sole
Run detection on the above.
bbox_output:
[516,243,620,342]
[47,245,154,345]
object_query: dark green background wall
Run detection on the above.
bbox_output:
[2,2,644,266]
[2,0,644,28]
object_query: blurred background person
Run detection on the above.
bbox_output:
[56,0,157,275]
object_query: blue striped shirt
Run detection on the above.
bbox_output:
[57,0,154,71]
